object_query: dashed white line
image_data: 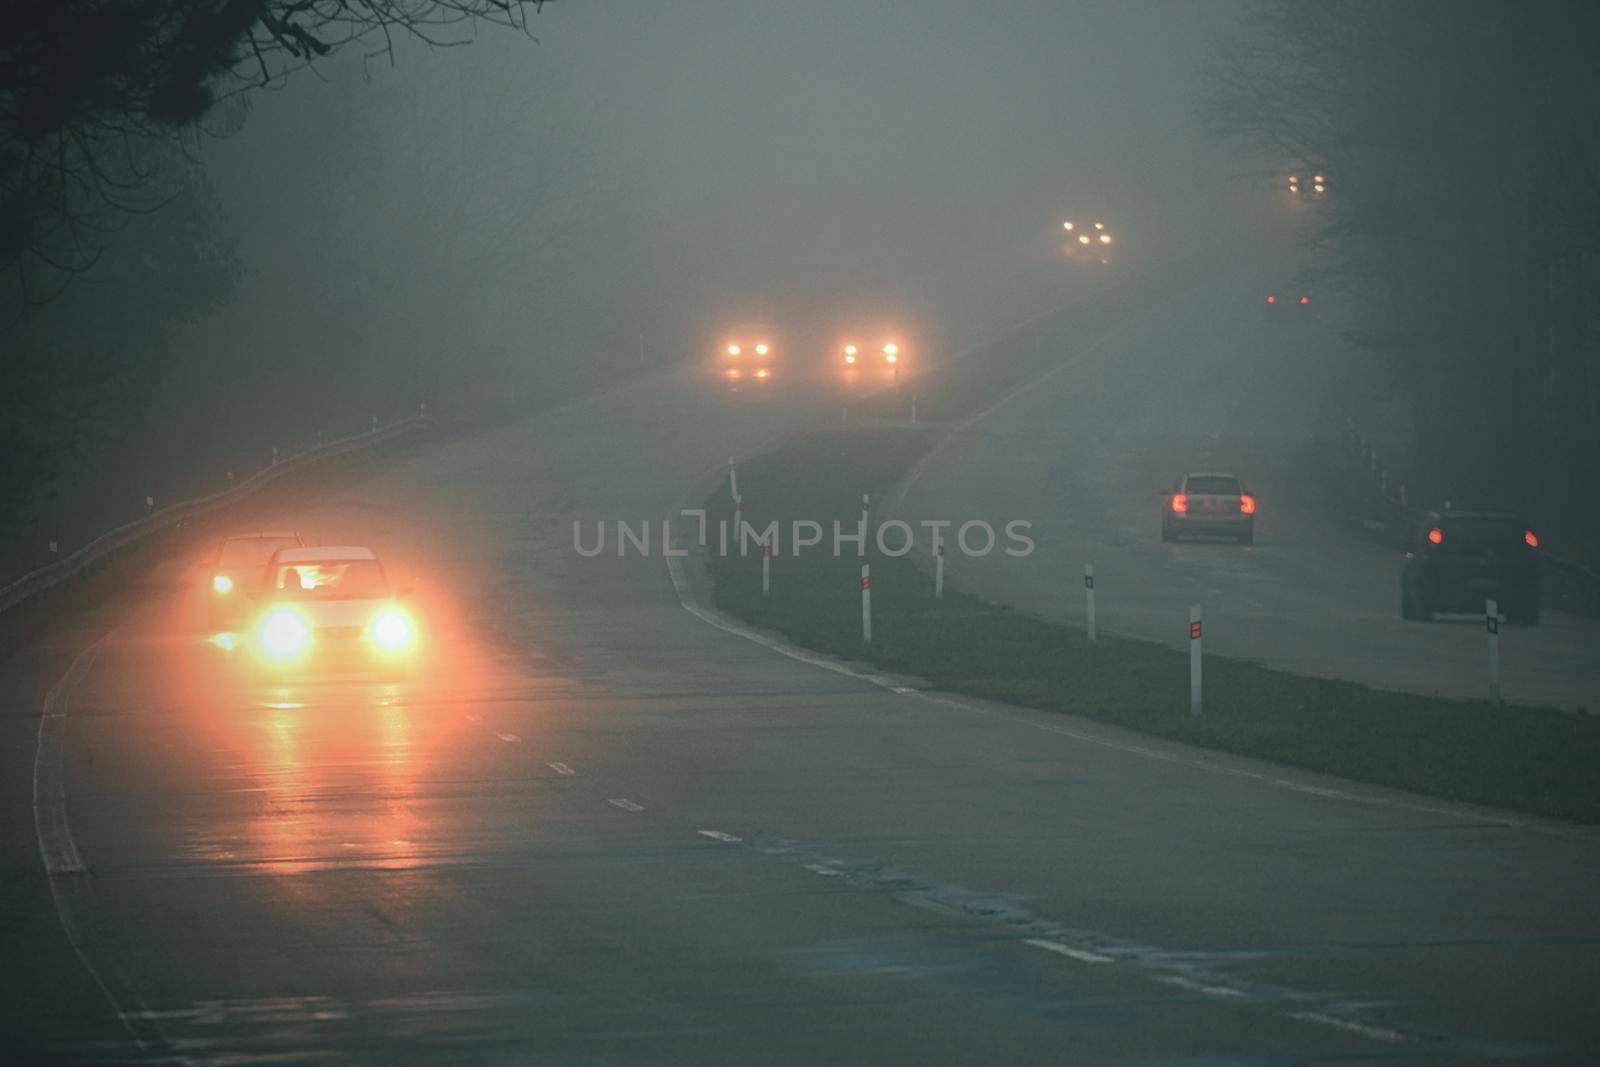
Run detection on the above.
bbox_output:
[803,863,843,877]
[1153,974,1245,998]
[547,761,575,776]
[696,829,741,842]
[607,798,644,812]
[495,732,520,743]
[1286,1011,1406,1043]
[1022,938,1112,964]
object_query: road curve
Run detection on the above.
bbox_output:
[5,340,1600,1063]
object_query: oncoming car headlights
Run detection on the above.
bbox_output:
[259,610,310,658]
[212,574,234,594]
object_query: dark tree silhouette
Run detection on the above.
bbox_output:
[0,0,543,300]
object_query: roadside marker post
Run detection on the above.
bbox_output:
[911,395,918,425]
[1189,604,1202,716]
[1085,564,1097,642]
[762,542,770,597]
[861,494,870,538]
[1486,599,1502,704]
[271,446,279,466]
[145,494,154,514]
[861,565,873,643]
[934,543,945,599]
[370,415,378,433]
[728,457,739,501]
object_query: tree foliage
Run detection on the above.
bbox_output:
[0,0,542,300]
[1202,0,1600,562]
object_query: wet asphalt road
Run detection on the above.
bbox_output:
[5,278,1600,1063]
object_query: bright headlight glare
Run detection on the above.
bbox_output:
[370,610,412,648]
[755,343,768,355]
[212,574,234,594]
[260,611,309,657]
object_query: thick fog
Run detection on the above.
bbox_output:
[4,0,1254,568]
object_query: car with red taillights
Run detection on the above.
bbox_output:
[1400,510,1542,624]
[1161,472,1256,544]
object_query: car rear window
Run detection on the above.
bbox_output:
[1185,476,1241,495]
[1436,519,1529,553]
[218,537,299,567]
[269,560,389,598]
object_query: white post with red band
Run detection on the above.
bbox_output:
[861,564,872,643]
[1189,604,1202,716]
[1486,598,1501,704]
[728,457,738,502]
[934,543,944,599]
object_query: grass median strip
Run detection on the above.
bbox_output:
[707,427,1600,824]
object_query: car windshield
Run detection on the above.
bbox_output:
[269,559,388,598]
[1185,476,1241,495]
[217,537,299,567]
[1437,518,1528,553]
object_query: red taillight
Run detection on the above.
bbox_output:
[1299,295,1310,305]
[1427,527,1443,545]
[1171,493,1188,514]
[1266,295,1276,304]
[1524,529,1539,548]
[1239,494,1256,515]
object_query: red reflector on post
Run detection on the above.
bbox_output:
[1524,530,1539,548]
[1190,621,1202,639]
[1428,527,1443,545]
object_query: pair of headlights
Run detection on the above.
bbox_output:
[258,609,412,657]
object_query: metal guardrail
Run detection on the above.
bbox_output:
[0,416,434,617]
[1339,422,1600,617]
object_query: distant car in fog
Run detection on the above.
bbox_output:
[250,545,415,680]
[1400,510,1541,624]
[1265,291,1311,308]
[839,337,904,386]
[1060,218,1114,261]
[718,323,776,388]
[201,531,303,630]
[1161,472,1256,544]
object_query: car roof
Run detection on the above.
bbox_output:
[222,531,300,541]
[272,545,378,563]
[1184,471,1240,480]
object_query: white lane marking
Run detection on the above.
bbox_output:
[495,732,520,743]
[697,829,741,842]
[547,761,576,776]
[1286,1011,1406,1043]
[803,863,843,877]
[463,712,483,722]
[33,635,149,1049]
[607,798,644,812]
[1153,974,1246,998]
[1022,938,1112,964]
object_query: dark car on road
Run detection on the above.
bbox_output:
[1400,510,1541,624]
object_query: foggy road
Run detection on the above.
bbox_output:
[896,260,1600,711]
[9,355,1600,1063]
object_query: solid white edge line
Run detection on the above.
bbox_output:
[547,761,576,776]
[1153,974,1246,998]
[696,830,742,842]
[33,636,149,1048]
[607,798,644,812]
